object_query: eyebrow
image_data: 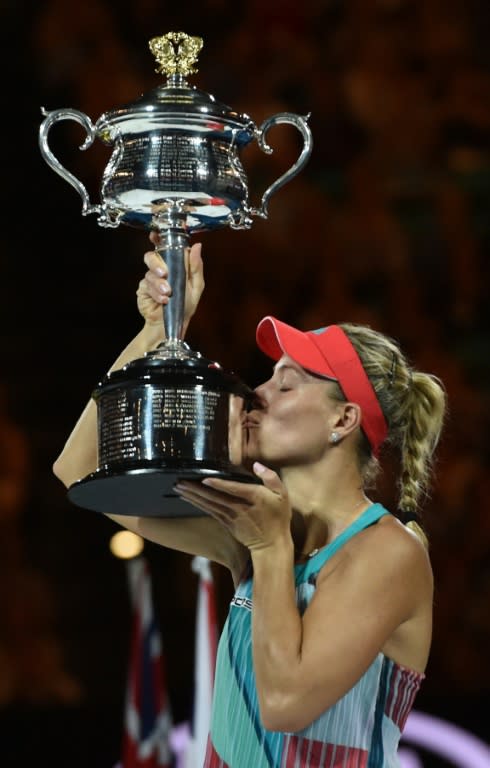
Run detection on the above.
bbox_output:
[272,361,335,384]
[272,362,304,376]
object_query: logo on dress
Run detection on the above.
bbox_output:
[231,595,253,611]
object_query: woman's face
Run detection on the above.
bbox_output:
[243,355,341,468]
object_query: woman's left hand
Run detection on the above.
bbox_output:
[174,462,292,552]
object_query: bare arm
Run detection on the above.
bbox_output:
[175,468,433,732]
[53,322,164,488]
[53,241,247,577]
[250,520,432,731]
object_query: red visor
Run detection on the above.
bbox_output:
[256,316,388,457]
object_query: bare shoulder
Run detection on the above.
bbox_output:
[356,514,431,574]
[319,513,433,596]
[312,512,433,673]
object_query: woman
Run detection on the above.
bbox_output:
[54,239,446,767]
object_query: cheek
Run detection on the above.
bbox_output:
[262,401,330,449]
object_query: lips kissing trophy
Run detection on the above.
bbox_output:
[39,32,313,517]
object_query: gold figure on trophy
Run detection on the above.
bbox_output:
[149,31,204,76]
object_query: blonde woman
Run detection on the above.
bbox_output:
[54,240,446,768]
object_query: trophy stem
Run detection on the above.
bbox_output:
[153,208,189,345]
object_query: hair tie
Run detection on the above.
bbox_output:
[401,509,420,525]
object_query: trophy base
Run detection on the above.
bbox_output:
[67,464,258,518]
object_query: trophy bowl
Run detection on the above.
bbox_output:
[68,353,258,518]
[39,31,313,517]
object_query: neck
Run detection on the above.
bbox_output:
[281,453,371,558]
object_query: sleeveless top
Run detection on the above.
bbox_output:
[204,503,424,768]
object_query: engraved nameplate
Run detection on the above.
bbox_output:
[97,383,231,466]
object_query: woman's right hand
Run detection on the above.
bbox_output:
[137,233,205,335]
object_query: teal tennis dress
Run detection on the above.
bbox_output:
[204,503,424,768]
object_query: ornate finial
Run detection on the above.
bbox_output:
[149,32,203,77]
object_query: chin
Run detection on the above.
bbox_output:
[242,447,265,471]
[242,446,259,467]
[243,433,283,472]
[243,449,281,474]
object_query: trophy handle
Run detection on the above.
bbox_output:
[39,108,102,218]
[252,112,313,219]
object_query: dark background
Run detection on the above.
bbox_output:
[0,1,489,766]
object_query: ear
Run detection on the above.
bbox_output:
[331,402,363,440]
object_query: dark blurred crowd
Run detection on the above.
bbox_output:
[1,0,488,746]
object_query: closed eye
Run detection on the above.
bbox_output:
[273,362,304,391]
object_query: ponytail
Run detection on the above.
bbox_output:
[397,371,447,546]
[339,324,447,547]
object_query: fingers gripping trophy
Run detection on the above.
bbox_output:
[39,32,313,518]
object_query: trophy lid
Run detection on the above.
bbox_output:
[95,350,255,400]
[98,32,254,136]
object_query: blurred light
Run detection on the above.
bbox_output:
[399,749,423,768]
[110,530,144,559]
[402,711,490,767]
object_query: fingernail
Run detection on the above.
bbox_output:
[253,462,267,474]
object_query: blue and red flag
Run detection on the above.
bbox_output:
[121,557,173,768]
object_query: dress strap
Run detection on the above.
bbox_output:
[298,503,390,579]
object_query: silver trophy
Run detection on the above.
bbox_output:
[39,31,313,517]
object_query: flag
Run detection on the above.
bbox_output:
[182,557,218,768]
[121,557,173,768]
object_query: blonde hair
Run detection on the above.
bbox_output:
[334,324,447,546]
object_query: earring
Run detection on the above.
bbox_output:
[330,431,341,445]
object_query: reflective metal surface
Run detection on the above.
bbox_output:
[39,32,313,517]
[67,352,256,517]
[39,33,312,233]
